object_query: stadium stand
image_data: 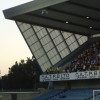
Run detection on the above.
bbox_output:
[33,39,100,100]
[69,40,100,73]
[3,0,100,100]
[32,89,64,100]
[32,88,100,100]
[44,39,100,74]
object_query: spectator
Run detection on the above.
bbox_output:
[45,40,100,74]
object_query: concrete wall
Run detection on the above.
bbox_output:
[0,92,36,100]
[0,93,10,100]
[54,79,100,89]
[71,79,100,89]
[0,89,48,100]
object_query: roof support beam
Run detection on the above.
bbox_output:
[13,14,100,36]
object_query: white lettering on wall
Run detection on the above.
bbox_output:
[40,70,100,82]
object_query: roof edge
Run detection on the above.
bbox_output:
[3,0,69,19]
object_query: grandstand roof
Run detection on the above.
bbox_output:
[3,0,100,72]
[3,0,100,36]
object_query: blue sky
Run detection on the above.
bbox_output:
[0,0,33,76]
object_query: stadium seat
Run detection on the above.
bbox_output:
[41,88,100,100]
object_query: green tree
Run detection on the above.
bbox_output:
[1,58,42,89]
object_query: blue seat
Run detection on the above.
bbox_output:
[32,88,100,100]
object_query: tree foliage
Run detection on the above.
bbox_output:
[1,58,42,89]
